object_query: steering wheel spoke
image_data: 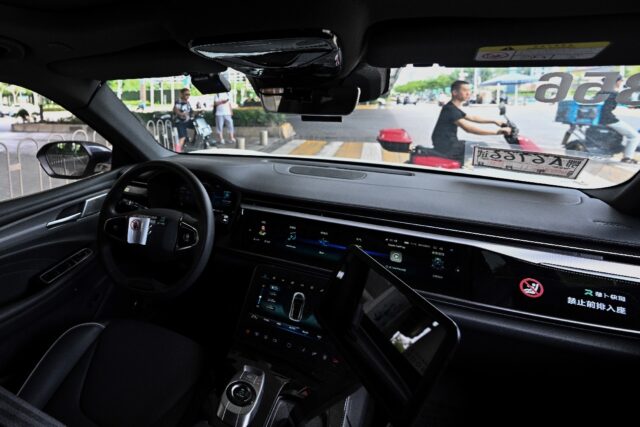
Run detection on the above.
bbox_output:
[177,220,200,251]
[103,215,130,243]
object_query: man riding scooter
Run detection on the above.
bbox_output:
[432,80,512,162]
[600,74,640,163]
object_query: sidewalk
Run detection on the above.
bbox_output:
[191,135,283,154]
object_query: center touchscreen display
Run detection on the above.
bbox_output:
[252,271,323,341]
[238,265,343,370]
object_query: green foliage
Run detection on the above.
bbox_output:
[626,66,640,77]
[107,79,146,92]
[394,74,457,94]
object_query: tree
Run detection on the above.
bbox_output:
[393,73,456,94]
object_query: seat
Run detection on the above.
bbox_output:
[17,320,204,427]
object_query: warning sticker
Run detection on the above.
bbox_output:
[472,146,589,179]
[475,42,609,61]
[519,278,544,299]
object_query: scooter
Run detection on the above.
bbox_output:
[183,114,216,152]
[376,105,541,169]
[562,123,625,155]
[556,100,640,156]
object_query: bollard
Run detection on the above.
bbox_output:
[260,130,268,146]
[237,137,246,150]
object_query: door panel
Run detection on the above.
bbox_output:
[0,170,119,389]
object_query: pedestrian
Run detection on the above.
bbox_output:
[173,88,194,152]
[213,92,236,144]
[599,74,640,163]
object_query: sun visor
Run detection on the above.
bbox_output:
[49,43,226,80]
[366,15,640,67]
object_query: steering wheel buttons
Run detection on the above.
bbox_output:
[177,222,199,250]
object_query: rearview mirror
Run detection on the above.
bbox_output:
[37,141,112,179]
[260,86,360,116]
[190,72,231,94]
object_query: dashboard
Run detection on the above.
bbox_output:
[104,155,640,424]
[117,157,640,379]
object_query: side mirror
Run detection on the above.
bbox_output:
[37,141,112,179]
[499,104,506,116]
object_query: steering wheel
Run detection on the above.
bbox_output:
[98,161,214,298]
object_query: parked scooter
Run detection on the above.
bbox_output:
[376,105,540,169]
[184,113,216,152]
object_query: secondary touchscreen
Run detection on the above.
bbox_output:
[318,246,459,426]
[361,267,449,376]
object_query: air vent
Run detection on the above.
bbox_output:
[289,166,366,180]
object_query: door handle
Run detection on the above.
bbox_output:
[46,212,82,228]
[45,193,107,228]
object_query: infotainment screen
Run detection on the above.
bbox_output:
[241,209,470,296]
[236,265,345,371]
[317,246,460,426]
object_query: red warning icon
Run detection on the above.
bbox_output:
[519,278,544,298]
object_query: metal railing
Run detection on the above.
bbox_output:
[0,142,14,199]
[16,139,49,196]
[0,132,112,201]
[146,118,177,150]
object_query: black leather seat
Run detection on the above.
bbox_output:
[17,320,204,427]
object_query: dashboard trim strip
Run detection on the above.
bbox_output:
[425,292,640,338]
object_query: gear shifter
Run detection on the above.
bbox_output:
[216,365,265,427]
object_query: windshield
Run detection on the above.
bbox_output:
[112,65,640,189]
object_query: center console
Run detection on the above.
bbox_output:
[210,264,360,427]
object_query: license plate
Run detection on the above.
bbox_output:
[472,146,588,179]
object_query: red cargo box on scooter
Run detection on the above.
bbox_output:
[409,152,461,169]
[377,128,412,153]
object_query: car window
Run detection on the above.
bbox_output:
[114,65,640,189]
[0,82,111,202]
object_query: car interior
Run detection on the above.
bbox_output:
[1,1,640,426]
